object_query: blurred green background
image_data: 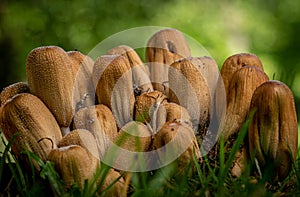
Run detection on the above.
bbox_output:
[0,0,300,125]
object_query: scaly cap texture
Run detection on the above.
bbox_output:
[169,58,211,133]
[26,46,75,127]
[67,50,95,111]
[0,93,62,169]
[0,82,30,107]
[93,55,134,128]
[146,28,191,96]
[47,145,99,190]
[107,45,153,96]
[73,104,118,159]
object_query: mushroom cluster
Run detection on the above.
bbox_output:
[0,28,298,195]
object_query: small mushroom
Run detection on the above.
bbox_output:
[99,169,126,197]
[106,121,152,171]
[47,145,99,190]
[0,93,62,170]
[220,53,264,97]
[26,46,75,128]
[134,90,167,124]
[67,50,95,111]
[93,55,135,128]
[152,119,201,176]
[115,121,152,152]
[0,82,30,107]
[146,28,191,96]
[169,58,211,133]
[107,45,153,96]
[248,80,298,181]
[73,104,118,159]
[58,129,99,160]
[219,66,269,141]
[150,102,192,134]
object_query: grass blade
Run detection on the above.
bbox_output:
[219,111,254,186]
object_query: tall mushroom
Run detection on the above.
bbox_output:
[248,80,298,180]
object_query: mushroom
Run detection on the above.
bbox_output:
[146,28,191,96]
[93,55,135,129]
[26,46,75,131]
[0,93,62,170]
[248,80,298,181]
[107,45,153,96]
[220,53,264,97]
[219,66,269,141]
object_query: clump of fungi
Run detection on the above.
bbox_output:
[0,28,298,195]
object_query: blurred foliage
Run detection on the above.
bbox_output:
[0,0,300,119]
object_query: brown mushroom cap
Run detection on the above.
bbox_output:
[93,55,134,128]
[26,46,75,128]
[220,53,264,97]
[73,104,118,159]
[152,119,201,175]
[98,169,126,197]
[0,82,30,107]
[169,58,211,133]
[248,80,298,180]
[67,50,95,111]
[115,121,152,152]
[58,129,100,160]
[146,28,191,96]
[219,66,269,141]
[134,90,167,123]
[47,145,99,190]
[107,45,153,96]
[0,93,62,169]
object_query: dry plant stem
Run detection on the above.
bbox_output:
[0,93,62,168]
[107,45,153,95]
[93,55,135,128]
[47,145,99,190]
[26,46,75,128]
[73,104,118,159]
[248,80,298,181]
[220,53,264,97]
[219,66,269,141]
[169,58,211,133]
[0,82,30,107]
[58,129,100,160]
[67,50,95,112]
[146,28,191,96]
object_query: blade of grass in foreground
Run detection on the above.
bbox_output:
[6,150,28,196]
[0,132,18,181]
[26,149,65,196]
[1,133,30,196]
[218,111,254,190]
[193,150,204,186]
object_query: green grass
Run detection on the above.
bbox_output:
[1,124,300,196]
